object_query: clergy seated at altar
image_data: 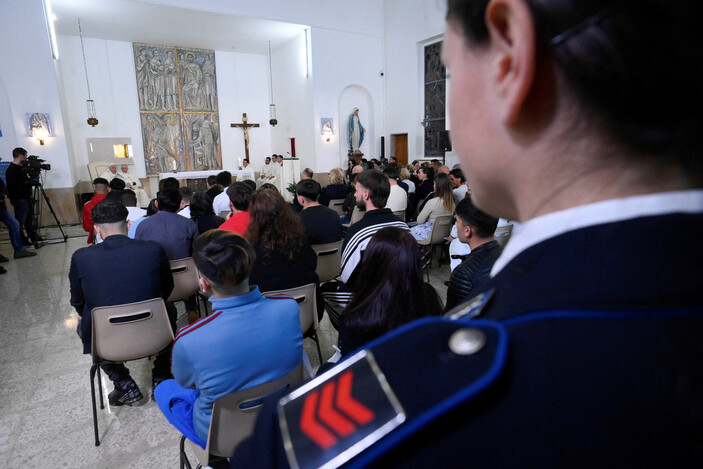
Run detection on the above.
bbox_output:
[257,156,274,188]
[118,164,150,208]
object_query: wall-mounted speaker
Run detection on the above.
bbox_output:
[439,130,452,152]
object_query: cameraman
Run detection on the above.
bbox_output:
[5,148,42,248]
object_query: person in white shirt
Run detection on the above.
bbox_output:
[449,168,469,204]
[383,164,408,213]
[212,171,233,215]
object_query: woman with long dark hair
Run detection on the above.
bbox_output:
[189,192,224,235]
[340,226,443,355]
[245,188,318,292]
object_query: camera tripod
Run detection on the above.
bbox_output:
[32,182,68,243]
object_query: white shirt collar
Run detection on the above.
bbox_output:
[491,190,703,276]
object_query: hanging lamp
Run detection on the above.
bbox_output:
[78,18,98,127]
[268,41,277,126]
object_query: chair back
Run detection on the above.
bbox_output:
[347,205,364,226]
[91,298,174,363]
[262,283,318,332]
[201,363,305,460]
[328,198,346,215]
[392,210,406,221]
[494,223,514,247]
[418,214,454,246]
[167,257,201,302]
[312,241,343,283]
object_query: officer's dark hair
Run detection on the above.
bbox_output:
[160,177,180,190]
[419,166,434,181]
[92,199,128,225]
[227,181,253,211]
[189,192,215,218]
[216,171,232,187]
[455,195,498,238]
[92,178,109,193]
[146,198,159,216]
[382,163,401,180]
[450,168,466,182]
[242,179,257,192]
[356,169,390,208]
[193,229,255,290]
[342,227,442,346]
[119,189,137,207]
[446,0,703,178]
[109,178,126,191]
[207,175,218,186]
[156,188,182,213]
[296,179,321,202]
[12,147,28,159]
[179,186,194,204]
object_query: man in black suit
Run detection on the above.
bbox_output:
[69,199,173,406]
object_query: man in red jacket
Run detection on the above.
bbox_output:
[82,178,109,244]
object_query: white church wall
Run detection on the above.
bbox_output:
[56,35,272,182]
[310,28,385,173]
[269,33,315,172]
[383,0,458,164]
[0,0,73,190]
[141,0,385,37]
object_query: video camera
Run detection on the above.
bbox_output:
[21,155,51,185]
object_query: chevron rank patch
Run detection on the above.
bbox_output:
[278,350,405,469]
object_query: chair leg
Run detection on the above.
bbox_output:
[97,366,105,409]
[313,332,323,364]
[90,364,101,447]
[180,435,192,469]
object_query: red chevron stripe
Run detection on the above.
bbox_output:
[174,310,223,343]
[336,372,374,425]
[318,381,356,437]
[300,390,338,449]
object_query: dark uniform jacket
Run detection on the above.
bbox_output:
[232,212,703,469]
[445,240,501,311]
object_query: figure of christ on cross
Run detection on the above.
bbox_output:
[231,113,260,160]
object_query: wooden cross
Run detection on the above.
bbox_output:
[230,113,260,160]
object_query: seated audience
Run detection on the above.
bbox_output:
[218,182,254,235]
[340,226,443,355]
[190,192,224,235]
[445,196,501,310]
[411,166,434,207]
[411,173,455,241]
[120,190,146,224]
[400,166,416,193]
[160,176,180,191]
[177,186,193,218]
[245,188,319,293]
[105,177,126,201]
[318,168,350,206]
[82,177,109,244]
[69,199,173,405]
[341,170,408,287]
[449,168,469,203]
[128,198,157,238]
[296,179,343,245]
[205,175,222,201]
[383,164,408,213]
[154,229,302,450]
[212,171,233,216]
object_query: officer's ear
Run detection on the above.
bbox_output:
[199,277,212,294]
[463,224,474,240]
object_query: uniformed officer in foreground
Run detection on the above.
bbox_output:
[232,0,703,467]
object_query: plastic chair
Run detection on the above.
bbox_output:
[392,210,406,221]
[328,198,346,216]
[342,205,364,228]
[262,283,323,363]
[168,257,207,318]
[495,223,514,248]
[418,215,454,279]
[180,363,304,469]
[90,298,175,446]
[311,240,343,283]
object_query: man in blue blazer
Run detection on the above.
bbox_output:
[70,199,173,406]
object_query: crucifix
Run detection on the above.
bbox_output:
[230,113,260,160]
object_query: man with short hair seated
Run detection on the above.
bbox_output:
[218,182,253,235]
[154,230,303,451]
[296,179,342,245]
[445,196,502,310]
[69,199,173,405]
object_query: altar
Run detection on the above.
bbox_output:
[159,169,255,181]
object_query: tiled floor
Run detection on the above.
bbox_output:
[0,226,450,468]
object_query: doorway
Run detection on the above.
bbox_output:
[391,133,408,165]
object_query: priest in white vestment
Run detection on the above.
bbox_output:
[100,164,119,182]
[117,164,150,208]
